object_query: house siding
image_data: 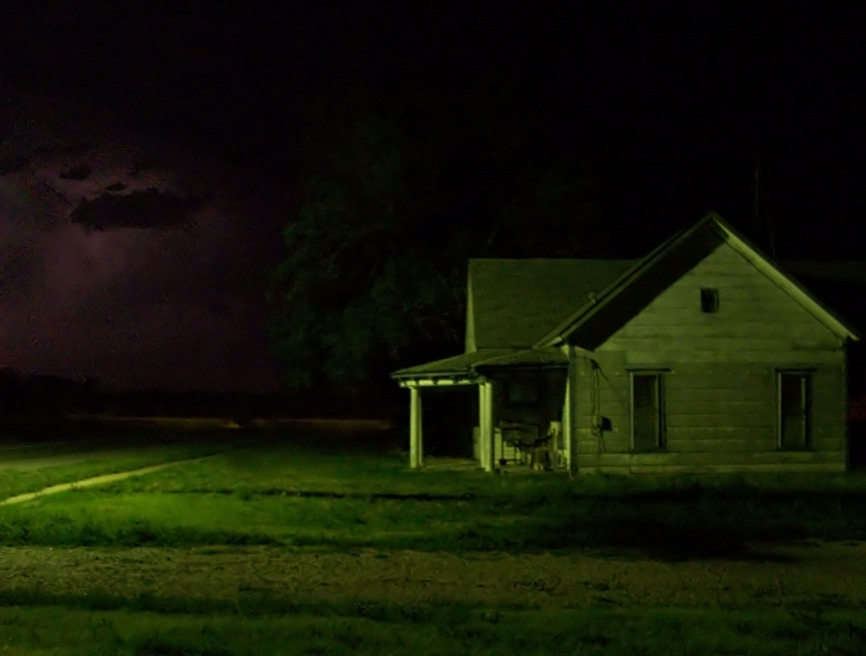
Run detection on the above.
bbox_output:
[573,242,848,474]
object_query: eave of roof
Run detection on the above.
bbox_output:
[472,347,568,369]
[390,347,567,381]
[390,349,519,379]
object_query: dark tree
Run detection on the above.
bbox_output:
[267,93,623,397]
[268,113,466,394]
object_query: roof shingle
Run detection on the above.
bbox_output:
[468,259,635,349]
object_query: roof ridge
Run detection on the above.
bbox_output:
[534,212,859,347]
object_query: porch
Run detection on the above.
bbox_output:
[391,348,572,473]
[398,383,565,473]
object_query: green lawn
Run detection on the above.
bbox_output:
[0,430,233,501]
[2,434,864,553]
[0,427,864,654]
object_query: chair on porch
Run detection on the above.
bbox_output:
[499,420,553,470]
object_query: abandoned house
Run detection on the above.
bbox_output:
[391,212,861,474]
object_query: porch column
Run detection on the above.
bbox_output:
[479,380,495,473]
[409,386,423,469]
[566,347,579,476]
[478,383,487,470]
[562,375,572,471]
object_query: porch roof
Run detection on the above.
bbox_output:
[391,347,567,382]
[391,349,519,380]
[472,347,568,369]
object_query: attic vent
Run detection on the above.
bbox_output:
[700,288,719,313]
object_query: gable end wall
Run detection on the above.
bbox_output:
[573,242,848,474]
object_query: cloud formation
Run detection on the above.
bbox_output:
[0,89,283,392]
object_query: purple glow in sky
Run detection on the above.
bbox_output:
[0,91,284,392]
[1,2,864,395]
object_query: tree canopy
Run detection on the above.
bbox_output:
[267,98,628,397]
[268,113,467,393]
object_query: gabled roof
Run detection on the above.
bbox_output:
[392,212,861,383]
[535,212,861,349]
[467,258,635,349]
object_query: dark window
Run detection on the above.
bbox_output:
[632,373,664,451]
[779,371,811,450]
[701,288,720,313]
[506,374,539,406]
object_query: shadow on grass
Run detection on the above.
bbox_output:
[155,488,477,502]
[486,483,866,561]
[0,490,853,559]
[0,586,485,622]
[531,516,806,562]
[0,516,283,549]
[443,492,827,561]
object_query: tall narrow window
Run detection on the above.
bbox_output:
[778,371,812,450]
[632,373,664,451]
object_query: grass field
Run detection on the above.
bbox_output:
[0,429,233,502]
[0,425,865,654]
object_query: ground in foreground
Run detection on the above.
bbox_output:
[0,424,864,654]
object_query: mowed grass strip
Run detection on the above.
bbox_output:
[0,435,232,501]
[4,485,863,554]
[101,436,866,499]
[0,437,865,554]
[95,440,866,551]
[0,489,485,549]
[0,603,864,656]
[99,439,487,497]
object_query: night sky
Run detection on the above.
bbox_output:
[0,2,864,393]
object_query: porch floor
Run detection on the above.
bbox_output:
[419,457,478,471]
[417,457,559,475]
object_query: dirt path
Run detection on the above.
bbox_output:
[0,541,863,609]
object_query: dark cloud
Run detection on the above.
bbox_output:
[0,88,285,392]
[1,2,863,394]
[70,188,203,232]
[59,164,93,181]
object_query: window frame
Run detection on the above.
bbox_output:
[505,371,541,407]
[776,369,814,451]
[629,370,666,452]
[700,287,720,313]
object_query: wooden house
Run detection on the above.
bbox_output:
[391,213,860,474]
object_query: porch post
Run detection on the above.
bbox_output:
[488,380,497,471]
[566,347,578,476]
[477,383,487,470]
[409,386,423,469]
[562,374,572,471]
[479,380,495,473]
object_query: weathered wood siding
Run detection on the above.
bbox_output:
[574,242,848,474]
